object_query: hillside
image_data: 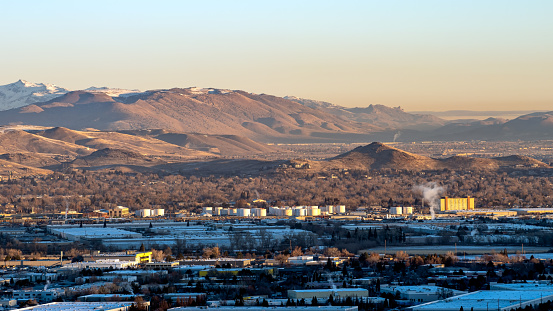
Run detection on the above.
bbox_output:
[0,80,69,111]
[0,130,90,157]
[2,80,553,143]
[0,127,285,174]
[330,142,441,170]
[0,158,52,178]
[428,112,553,141]
[119,129,277,155]
[0,88,382,143]
[286,97,446,131]
[325,142,549,171]
[70,148,163,168]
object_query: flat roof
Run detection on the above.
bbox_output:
[491,282,553,291]
[14,301,134,311]
[169,307,358,311]
[290,288,368,293]
[51,227,141,238]
[413,291,553,311]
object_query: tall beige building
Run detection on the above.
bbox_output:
[440,196,475,211]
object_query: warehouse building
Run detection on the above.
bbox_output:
[381,285,466,303]
[14,301,141,311]
[410,290,553,311]
[288,288,369,299]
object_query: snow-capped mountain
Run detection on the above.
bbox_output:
[0,79,69,111]
[0,80,147,111]
[85,86,142,97]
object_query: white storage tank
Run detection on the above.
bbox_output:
[238,208,251,217]
[252,208,267,217]
[404,206,413,214]
[325,205,334,214]
[338,205,346,214]
[389,206,402,215]
[136,209,151,217]
[307,206,320,216]
[152,209,165,217]
[213,207,223,216]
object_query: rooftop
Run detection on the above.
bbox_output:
[412,290,553,311]
[491,282,553,291]
[14,301,134,311]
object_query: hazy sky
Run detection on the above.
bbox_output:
[1,1,552,111]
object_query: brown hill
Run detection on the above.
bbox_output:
[40,127,90,144]
[0,130,91,156]
[35,127,211,159]
[70,148,164,167]
[330,142,441,170]
[0,152,61,168]
[0,126,280,173]
[120,129,277,155]
[327,142,551,171]
[493,155,548,167]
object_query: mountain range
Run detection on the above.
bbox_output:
[0,80,552,143]
[0,80,69,111]
[285,96,446,130]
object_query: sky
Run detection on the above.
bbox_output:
[1,0,552,111]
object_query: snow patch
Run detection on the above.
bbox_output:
[85,86,143,97]
[0,79,69,111]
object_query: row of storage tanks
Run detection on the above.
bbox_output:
[135,208,165,217]
[202,206,267,217]
[202,205,346,217]
[389,206,413,215]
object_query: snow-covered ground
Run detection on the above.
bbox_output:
[0,79,68,110]
[0,79,147,111]
[85,86,143,97]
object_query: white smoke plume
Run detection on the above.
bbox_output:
[393,131,401,142]
[413,182,444,219]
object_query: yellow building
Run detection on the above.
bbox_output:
[440,196,475,211]
[108,206,129,218]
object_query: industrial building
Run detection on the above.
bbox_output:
[48,227,142,241]
[489,281,553,291]
[14,301,140,311]
[440,196,475,211]
[83,251,152,264]
[169,307,358,311]
[108,206,130,218]
[287,288,369,299]
[410,290,553,311]
[510,208,553,215]
[381,285,466,303]
[389,206,414,215]
[62,259,138,270]
[12,290,59,303]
